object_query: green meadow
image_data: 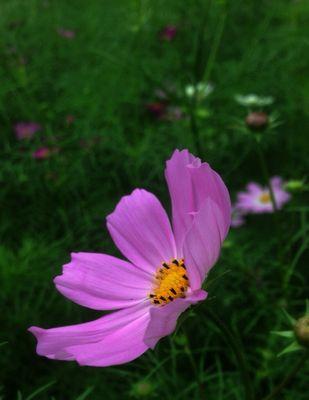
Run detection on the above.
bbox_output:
[0,0,308,399]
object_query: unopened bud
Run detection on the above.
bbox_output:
[131,381,155,397]
[284,180,306,192]
[294,316,309,347]
[245,111,268,131]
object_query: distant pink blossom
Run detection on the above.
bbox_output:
[164,106,183,121]
[154,88,168,100]
[146,103,183,121]
[66,114,75,125]
[57,28,75,39]
[14,122,41,139]
[29,149,231,367]
[146,102,167,119]
[32,147,59,160]
[235,177,291,214]
[160,25,177,41]
[231,206,246,228]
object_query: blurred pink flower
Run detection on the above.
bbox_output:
[29,149,231,367]
[14,122,41,140]
[165,106,183,121]
[32,147,59,160]
[231,206,246,228]
[146,102,167,119]
[57,28,75,39]
[160,25,177,41]
[66,114,75,125]
[235,177,291,214]
[154,88,168,100]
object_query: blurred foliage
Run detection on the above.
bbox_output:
[0,0,308,399]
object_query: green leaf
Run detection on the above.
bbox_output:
[25,381,56,400]
[271,330,294,339]
[75,387,94,400]
[282,308,296,326]
[278,341,302,357]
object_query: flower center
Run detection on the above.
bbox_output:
[259,192,271,204]
[149,259,189,306]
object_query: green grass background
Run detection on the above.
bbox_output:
[0,0,308,399]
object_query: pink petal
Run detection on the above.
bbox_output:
[54,253,152,310]
[71,311,150,366]
[165,149,196,252]
[107,189,177,274]
[270,176,283,188]
[246,182,263,194]
[144,289,207,349]
[29,302,151,366]
[183,199,224,290]
[165,149,231,252]
[275,189,291,208]
[188,162,231,238]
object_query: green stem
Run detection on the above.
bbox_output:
[204,308,254,400]
[189,1,226,155]
[255,139,286,264]
[202,10,227,84]
[260,351,308,400]
[189,96,201,154]
[183,329,206,400]
[255,140,278,211]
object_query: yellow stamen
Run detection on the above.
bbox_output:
[149,259,189,306]
[259,192,271,204]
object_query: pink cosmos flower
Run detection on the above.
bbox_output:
[160,25,177,41]
[32,147,59,160]
[146,102,167,119]
[65,114,75,125]
[57,28,75,39]
[235,177,291,214]
[29,149,231,367]
[164,106,183,121]
[14,122,41,139]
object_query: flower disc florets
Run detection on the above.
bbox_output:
[149,259,189,305]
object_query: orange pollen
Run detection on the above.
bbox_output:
[259,192,271,204]
[149,258,189,306]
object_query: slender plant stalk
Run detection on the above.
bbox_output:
[183,329,206,400]
[255,140,278,211]
[204,308,254,400]
[189,97,201,154]
[260,351,308,400]
[189,1,226,154]
[255,139,285,262]
[202,10,227,84]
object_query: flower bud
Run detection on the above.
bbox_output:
[245,111,268,131]
[160,25,177,41]
[235,94,274,107]
[294,316,309,348]
[284,180,306,192]
[146,102,166,119]
[185,82,214,100]
[131,381,155,397]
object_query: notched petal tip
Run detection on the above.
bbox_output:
[28,326,42,338]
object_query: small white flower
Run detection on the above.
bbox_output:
[235,94,274,107]
[185,82,214,100]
